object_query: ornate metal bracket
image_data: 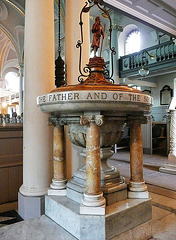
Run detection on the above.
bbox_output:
[76,0,116,83]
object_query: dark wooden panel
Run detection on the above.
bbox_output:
[0,125,23,205]
[8,166,19,202]
[0,168,9,204]
[0,154,23,167]
[18,165,23,188]
[0,138,23,156]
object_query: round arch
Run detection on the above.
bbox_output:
[0,25,20,62]
[118,24,139,57]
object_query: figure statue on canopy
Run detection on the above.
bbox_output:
[91,16,104,57]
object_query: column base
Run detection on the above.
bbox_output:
[19,184,48,197]
[128,191,149,199]
[159,164,176,175]
[48,188,66,196]
[49,179,67,196]
[80,203,106,215]
[128,181,149,199]
[18,192,45,220]
[82,192,106,207]
[50,179,67,190]
[67,165,127,205]
[128,181,148,192]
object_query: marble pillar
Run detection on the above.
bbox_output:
[160,106,176,174]
[18,0,55,219]
[18,64,24,115]
[48,119,67,195]
[80,115,106,215]
[65,0,90,178]
[128,117,149,198]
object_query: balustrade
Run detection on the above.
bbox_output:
[0,112,23,124]
[119,40,176,78]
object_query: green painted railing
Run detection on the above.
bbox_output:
[119,40,176,78]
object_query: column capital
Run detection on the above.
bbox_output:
[48,116,67,126]
[80,115,104,126]
[48,116,59,126]
[127,115,148,125]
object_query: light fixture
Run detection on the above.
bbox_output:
[138,66,149,77]
[138,49,154,77]
[2,102,7,108]
[143,50,155,60]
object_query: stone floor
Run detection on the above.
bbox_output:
[0,151,176,240]
[0,211,23,228]
[109,150,176,199]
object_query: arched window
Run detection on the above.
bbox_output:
[5,72,19,92]
[125,29,140,55]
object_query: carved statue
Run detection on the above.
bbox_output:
[91,16,104,57]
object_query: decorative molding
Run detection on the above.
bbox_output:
[5,0,24,17]
[0,2,8,20]
[105,0,176,36]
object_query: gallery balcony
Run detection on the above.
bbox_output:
[119,40,176,79]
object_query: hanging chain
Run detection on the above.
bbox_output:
[58,0,61,56]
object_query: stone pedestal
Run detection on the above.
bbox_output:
[45,195,152,240]
[160,108,176,175]
[67,147,127,205]
[66,117,127,206]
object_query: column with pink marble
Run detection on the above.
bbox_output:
[128,116,149,199]
[80,115,106,215]
[48,118,67,196]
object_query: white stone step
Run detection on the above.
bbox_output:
[0,215,77,240]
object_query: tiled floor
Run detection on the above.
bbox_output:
[0,151,176,239]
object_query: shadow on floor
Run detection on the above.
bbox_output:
[0,211,23,228]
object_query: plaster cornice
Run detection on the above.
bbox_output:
[104,0,176,36]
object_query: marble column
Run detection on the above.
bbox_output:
[160,106,176,174]
[18,0,55,219]
[128,117,149,198]
[18,64,24,115]
[48,119,67,195]
[80,115,106,215]
[65,0,90,178]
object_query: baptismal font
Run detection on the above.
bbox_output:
[37,1,153,239]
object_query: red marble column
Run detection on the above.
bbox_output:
[85,122,102,195]
[48,119,67,196]
[130,123,144,183]
[128,117,149,199]
[80,115,106,215]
